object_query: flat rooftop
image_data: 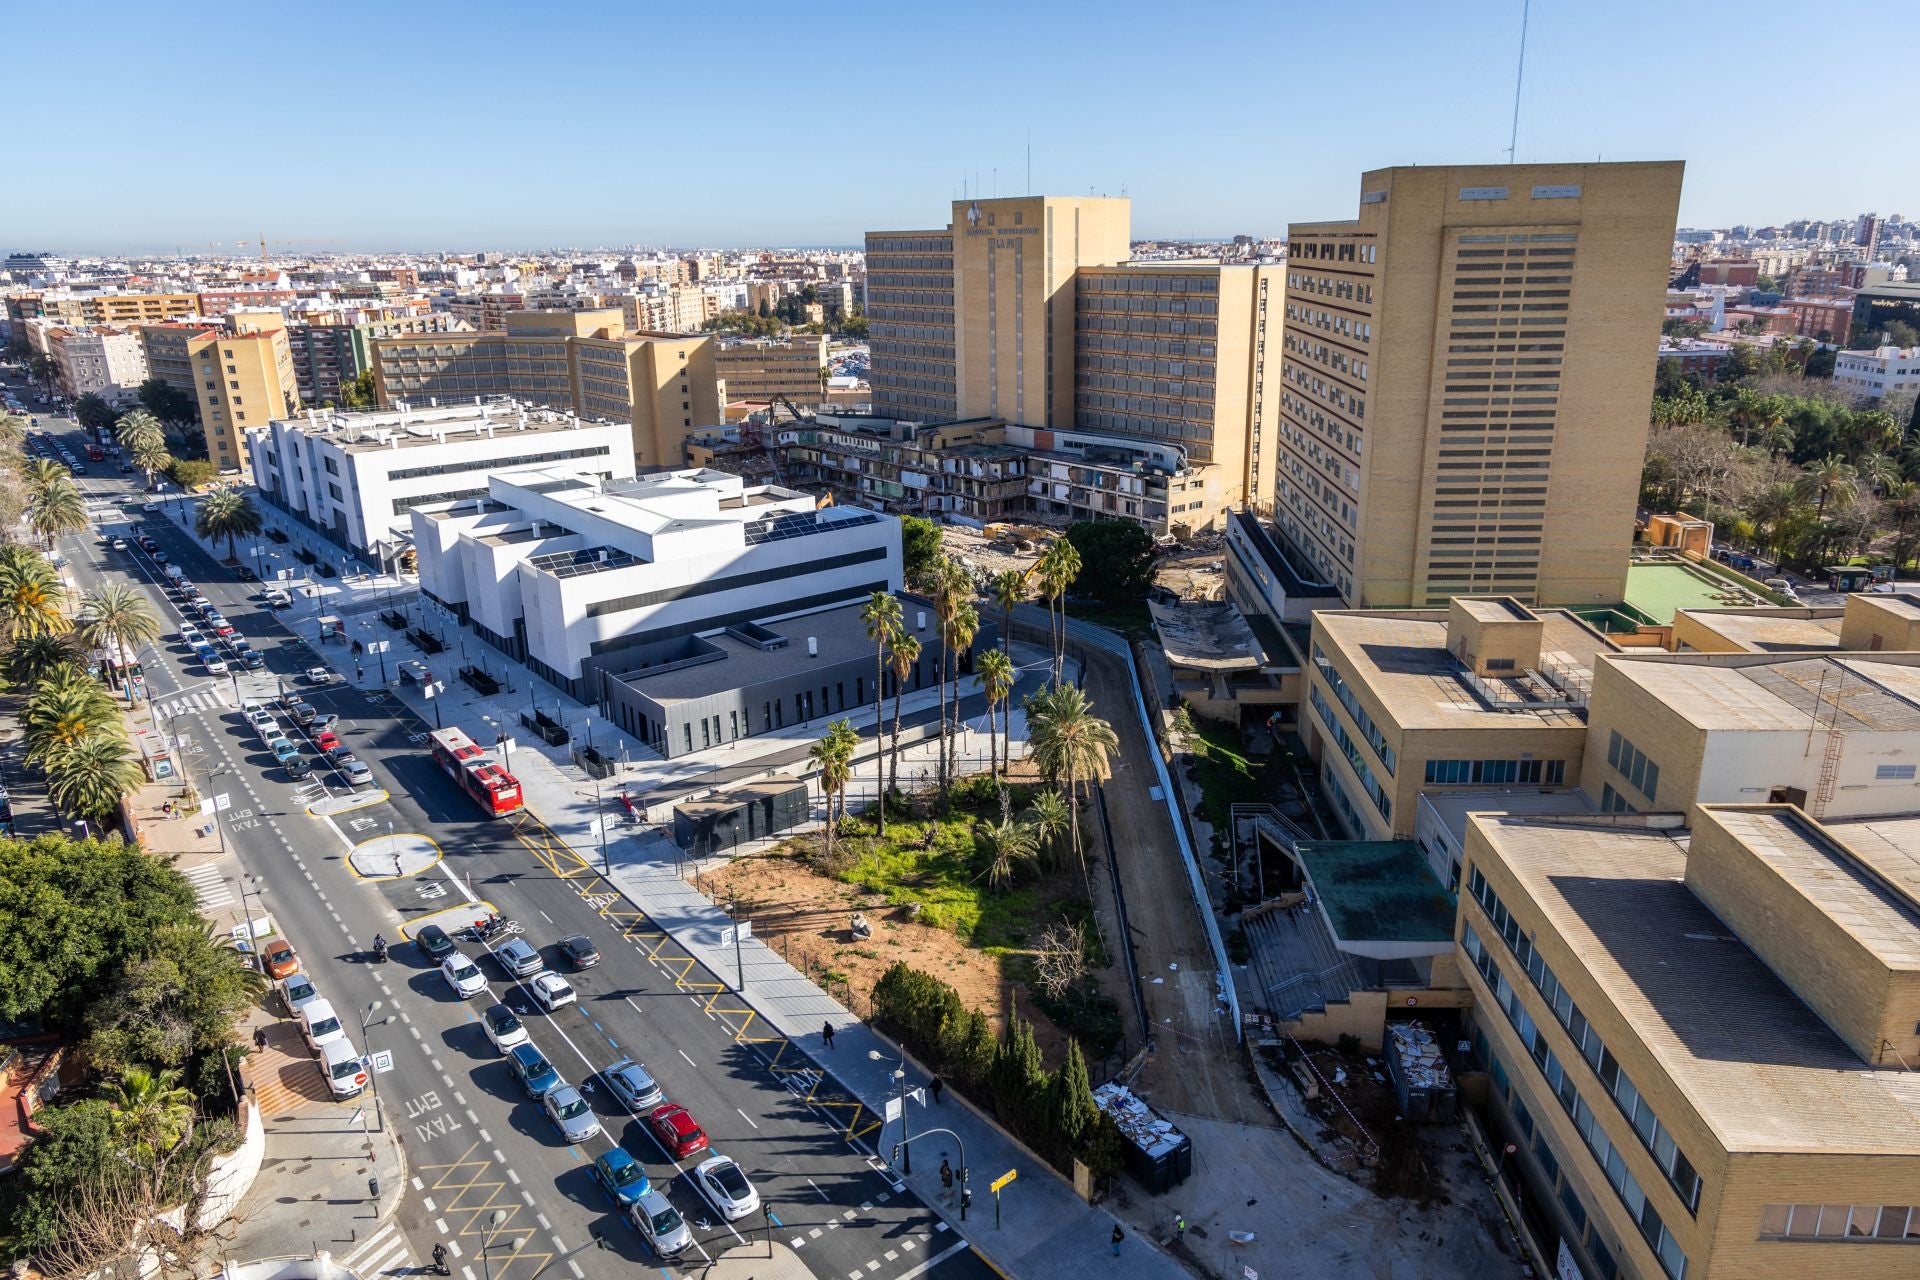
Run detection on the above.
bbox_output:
[1604,653,1920,732]
[272,400,600,454]
[1794,812,1920,964]
[1625,559,1766,623]
[1294,840,1456,945]
[1473,814,1920,1155]
[1313,609,1616,730]
[1148,599,1260,671]
[1674,606,1844,653]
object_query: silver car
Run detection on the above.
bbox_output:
[630,1189,692,1258]
[603,1057,663,1111]
[495,938,545,978]
[542,1085,602,1145]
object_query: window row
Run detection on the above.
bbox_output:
[1424,758,1566,785]
[1312,645,1396,774]
[1759,1203,1920,1243]
[1310,686,1392,823]
[1606,730,1660,803]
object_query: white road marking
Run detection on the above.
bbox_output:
[737,1108,758,1129]
[898,1239,970,1278]
[679,1049,696,1067]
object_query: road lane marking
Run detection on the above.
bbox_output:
[898,1239,970,1278]
[809,1180,829,1200]
[679,1050,696,1067]
[737,1108,758,1129]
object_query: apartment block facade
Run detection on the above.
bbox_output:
[1273,162,1684,608]
[187,324,298,470]
[713,335,827,406]
[864,228,956,421]
[47,325,148,403]
[286,312,465,406]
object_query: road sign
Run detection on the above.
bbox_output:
[368,640,390,654]
[215,793,232,812]
[989,1169,1017,1194]
[370,1050,395,1074]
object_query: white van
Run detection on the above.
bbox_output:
[317,1038,367,1099]
[300,998,346,1053]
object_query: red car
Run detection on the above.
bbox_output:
[211,620,235,637]
[647,1103,709,1159]
[313,730,341,753]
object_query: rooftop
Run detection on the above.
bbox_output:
[1293,840,1457,947]
[1471,813,1920,1155]
[270,400,602,453]
[1604,652,1920,732]
[1673,606,1844,653]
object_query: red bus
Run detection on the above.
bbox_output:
[429,726,524,818]
[86,443,105,461]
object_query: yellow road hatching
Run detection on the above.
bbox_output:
[507,809,883,1143]
[417,1142,555,1280]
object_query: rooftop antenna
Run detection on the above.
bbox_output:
[1507,0,1530,163]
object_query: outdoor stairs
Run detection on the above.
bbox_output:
[1244,902,1361,1020]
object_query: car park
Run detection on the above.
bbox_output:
[592,1148,651,1208]
[312,729,341,753]
[264,941,301,979]
[542,1085,602,1144]
[440,953,487,999]
[646,1103,708,1159]
[247,708,276,734]
[415,924,455,961]
[341,759,373,787]
[528,973,575,1011]
[558,934,601,969]
[602,1058,663,1111]
[629,1190,692,1258]
[302,667,333,685]
[495,939,545,978]
[506,1043,562,1098]
[694,1155,759,1221]
[480,1002,528,1053]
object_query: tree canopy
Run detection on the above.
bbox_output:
[72,394,117,432]
[136,378,197,425]
[1061,519,1156,606]
[899,515,943,591]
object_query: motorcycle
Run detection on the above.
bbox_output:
[465,915,505,943]
[372,938,388,963]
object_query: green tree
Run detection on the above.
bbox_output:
[0,548,71,640]
[1798,453,1858,519]
[83,923,267,1071]
[341,368,378,409]
[977,647,1014,779]
[167,457,218,489]
[860,591,903,834]
[73,393,118,432]
[989,1016,1049,1142]
[899,514,943,591]
[104,1066,194,1162]
[1062,519,1156,607]
[24,665,123,768]
[1047,1039,1100,1163]
[27,479,88,548]
[5,1099,121,1253]
[838,310,869,339]
[136,377,197,425]
[1022,787,1072,872]
[886,634,921,803]
[45,733,144,829]
[975,816,1038,892]
[27,352,57,394]
[989,568,1027,658]
[807,720,856,865]
[194,489,263,561]
[2,630,86,690]
[1026,684,1118,883]
[77,582,161,691]
[22,455,69,494]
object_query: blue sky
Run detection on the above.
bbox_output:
[16,1,1912,252]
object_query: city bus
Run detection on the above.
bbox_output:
[428,725,524,818]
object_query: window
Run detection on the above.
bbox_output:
[1876,764,1916,780]
[1606,730,1660,803]
[1761,1203,1920,1242]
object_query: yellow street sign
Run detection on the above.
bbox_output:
[990,1168,1018,1194]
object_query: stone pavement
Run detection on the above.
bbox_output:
[230,1007,413,1273]
[696,1240,815,1280]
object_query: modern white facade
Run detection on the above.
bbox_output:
[246,399,633,569]
[1833,345,1920,401]
[411,467,902,701]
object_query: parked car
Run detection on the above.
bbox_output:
[341,759,374,787]
[241,650,266,670]
[529,973,575,1011]
[299,998,347,1053]
[289,701,317,726]
[272,739,302,768]
[558,935,601,969]
[312,730,341,753]
[542,1085,602,1144]
[629,1190,692,1258]
[495,939,545,978]
[480,1002,528,1053]
[602,1058,663,1112]
[263,941,301,979]
[694,1155,759,1221]
[440,953,487,999]
[592,1147,651,1208]
[646,1104,708,1159]
[317,1038,367,1099]
[284,756,313,780]
[302,667,333,685]
[415,924,455,961]
[507,1044,562,1098]
[309,713,340,734]
[278,973,321,1016]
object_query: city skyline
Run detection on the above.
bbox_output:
[16,1,1916,252]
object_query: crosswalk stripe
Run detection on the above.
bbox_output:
[180,863,235,909]
[343,1224,398,1267]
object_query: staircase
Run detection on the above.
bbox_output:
[1244,903,1364,1020]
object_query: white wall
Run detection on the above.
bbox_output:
[1695,728,1920,817]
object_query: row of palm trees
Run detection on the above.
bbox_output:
[116,407,174,489]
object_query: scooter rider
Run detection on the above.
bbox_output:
[372,933,387,961]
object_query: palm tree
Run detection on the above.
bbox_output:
[2,630,85,689]
[1023,788,1072,872]
[944,598,979,794]
[105,1065,194,1160]
[24,668,124,768]
[989,569,1027,658]
[886,634,920,803]
[927,557,963,795]
[1845,408,1902,461]
[45,732,144,828]
[976,817,1038,892]
[860,591,902,835]
[1798,454,1858,521]
[1884,482,1920,575]
[26,481,87,548]
[114,407,164,458]
[1035,539,1081,687]
[129,433,172,490]
[1857,451,1902,497]
[195,489,264,562]
[807,720,856,864]
[22,456,68,495]
[1025,684,1118,880]
[78,582,161,693]
[0,551,70,640]
[977,647,1014,780]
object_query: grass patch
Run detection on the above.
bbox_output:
[1188,720,1268,829]
[1063,599,1153,638]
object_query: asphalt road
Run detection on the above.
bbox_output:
[29,404,992,1280]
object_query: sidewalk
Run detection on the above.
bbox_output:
[228,1007,412,1271]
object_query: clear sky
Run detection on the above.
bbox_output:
[16,0,1912,253]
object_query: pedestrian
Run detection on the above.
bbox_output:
[1111,1224,1125,1258]
[1174,1212,1186,1244]
[939,1159,953,1192]
[822,1020,835,1049]
[432,1244,448,1276]
[929,1075,944,1105]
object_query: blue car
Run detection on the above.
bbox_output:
[507,1043,561,1099]
[592,1147,651,1208]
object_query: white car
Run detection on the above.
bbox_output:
[694,1155,760,1221]
[341,759,374,787]
[248,709,277,735]
[303,667,333,685]
[178,625,203,646]
[528,973,575,1011]
[441,954,487,999]
[480,1001,529,1053]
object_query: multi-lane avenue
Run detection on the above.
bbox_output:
[24,399,989,1280]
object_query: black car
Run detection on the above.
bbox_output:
[283,756,313,780]
[416,924,455,961]
[557,934,601,969]
[236,566,257,581]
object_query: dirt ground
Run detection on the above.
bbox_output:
[938,524,1229,603]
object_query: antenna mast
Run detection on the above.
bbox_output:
[1508,0,1530,163]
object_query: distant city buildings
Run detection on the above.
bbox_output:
[1833,345,1920,401]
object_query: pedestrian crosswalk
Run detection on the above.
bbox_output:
[180,861,234,911]
[339,1221,418,1278]
[152,688,230,721]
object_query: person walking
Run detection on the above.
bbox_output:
[1111,1224,1125,1258]
[432,1244,448,1276]
[1173,1212,1186,1245]
[822,1020,836,1049]
[939,1159,953,1194]
[929,1075,944,1105]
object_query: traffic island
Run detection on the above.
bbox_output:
[307,787,390,817]
[348,832,441,880]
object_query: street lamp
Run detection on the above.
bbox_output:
[593,776,609,875]
[479,1208,523,1280]
[359,1000,388,1137]
[870,1049,911,1175]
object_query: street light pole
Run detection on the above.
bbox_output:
[358,1000,387,1136]
[479,1209,520,1280]
[594,777,608,875]
[870,1050,911,1174]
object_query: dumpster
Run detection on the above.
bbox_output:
[1384,1020,1457,1122]
[1091,1081,1192,1192]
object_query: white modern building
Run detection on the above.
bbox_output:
[411,466,903,704]
[246,400,633,570]
[1833,345,1920,402]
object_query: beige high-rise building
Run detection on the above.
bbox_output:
[864,227,956,421]
[1272,162,1684,608]
[371,309,719,470]
[187,324,298,471]
[714,336,827,407]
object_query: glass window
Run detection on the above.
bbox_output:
[1758,1204,1789,1237]
[1816,1205,1852,1238]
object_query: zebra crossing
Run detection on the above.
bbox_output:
[337,1221,417,1279]
[151,688,230,721]
[179,861,235,912]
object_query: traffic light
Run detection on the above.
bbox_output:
[892,1143,901,1165]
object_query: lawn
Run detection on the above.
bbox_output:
[1187,720,1269,830]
